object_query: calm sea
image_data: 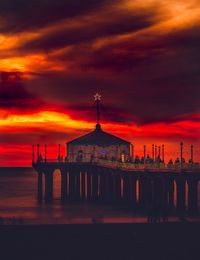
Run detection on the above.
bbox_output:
[0,167,199,224]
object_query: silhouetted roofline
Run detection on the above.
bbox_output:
[66,124,130,146]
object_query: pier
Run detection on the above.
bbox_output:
[32,94,200,217]
[33,160,200,217]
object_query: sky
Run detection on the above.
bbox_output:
[0,0,200,166]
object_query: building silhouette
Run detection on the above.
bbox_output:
[67,93,132,163]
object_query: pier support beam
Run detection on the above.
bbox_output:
[176,179,186,217]
[168,178,175,212]
[44,171,53,203]
[66,172,69,200]
[99,173,106,202]
[37,171,43,203]
[123,174,131,204]
[131,176,137,209]
[81,172,86,200]
[138,176,148,211]
[86,171,92,201]
[107,171,115,204]
[76,171,81,200]
[188,179,198,216]
[92,171,98,201]
[144,177,152,212]
[104,173,109,204]
[61,171,67,202]
[152,177,163,215]
[114,172,121,203]
[160,177,169,219]
[69,171,75,200]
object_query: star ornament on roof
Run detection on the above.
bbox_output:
[94,93,101,101]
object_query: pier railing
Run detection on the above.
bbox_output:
[96,159,200,171]
[33,158,200,171]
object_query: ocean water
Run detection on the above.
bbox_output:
[0,167,144,224]
[0,167,199,224]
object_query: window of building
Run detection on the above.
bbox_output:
[77,150,83,162]
[121,151,126,163]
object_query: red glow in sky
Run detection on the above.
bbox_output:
[0,0,200,166]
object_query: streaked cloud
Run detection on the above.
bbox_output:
[0,0,200,165]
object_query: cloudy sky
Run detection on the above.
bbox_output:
[0,0,200,165]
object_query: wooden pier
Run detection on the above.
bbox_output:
[33,161,200,217]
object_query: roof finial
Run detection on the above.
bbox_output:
[94,93,101,130]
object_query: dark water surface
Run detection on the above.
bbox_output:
[0,167,144,224]
[0,167,199,224]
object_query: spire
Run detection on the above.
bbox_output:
[94,93,102,131]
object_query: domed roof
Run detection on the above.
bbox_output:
[67,124,130,146]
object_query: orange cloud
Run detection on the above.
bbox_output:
[0,109,200,166]
[1,109,199,139]
[0,0,200,166]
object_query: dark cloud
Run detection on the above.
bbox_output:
[19,10,155,52]
[1,2,200,126]
[0,128,74,145]
[0,71,44,111]
[0,0,115,33]
[81,25,200,72]
[65,104,134,124]
[60,26,200,124]
[25,62,200,125]
[24,28,200,123]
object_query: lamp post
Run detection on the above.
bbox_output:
[131,144,134,162]
[152,144,155,162]
[155,145,157,160]
[162,144,165,162]
[44,144,47,163]
[180,142,183,165]
[144,145,146,164]
[191,145,194,163]
[158,146,161,158]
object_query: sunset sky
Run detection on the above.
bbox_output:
[0,0,200,166]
